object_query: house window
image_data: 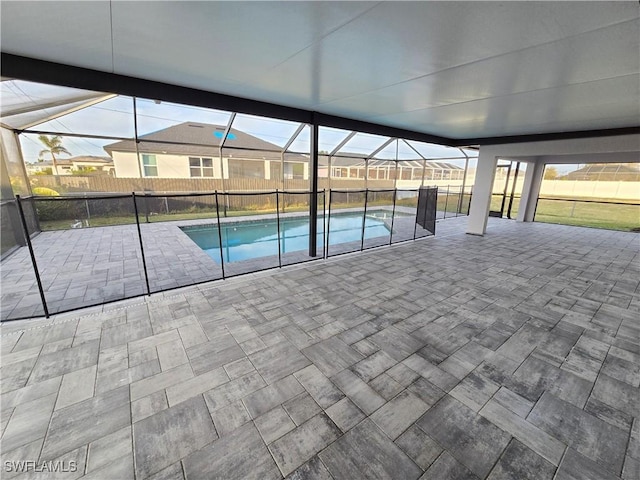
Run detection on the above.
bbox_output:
[189,157,214,177]
[142,154,157,177]
[228,159,264,179]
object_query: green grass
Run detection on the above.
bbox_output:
[534,199,640,232]
[37,194,640,233]
[489,195,639,231]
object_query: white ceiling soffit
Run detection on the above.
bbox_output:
[1,1,638,140]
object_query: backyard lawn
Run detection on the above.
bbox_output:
[534,198,640,232]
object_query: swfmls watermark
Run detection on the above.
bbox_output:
[4,460,78,473]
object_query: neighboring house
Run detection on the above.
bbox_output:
[103,122,465,183]
[328,156,465,181]
[25,161,54,175]
[103,122,309,180]
[26,156,114,176]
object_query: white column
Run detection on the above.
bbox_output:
[222,158,229,179]
[303,162,309,180]
[466,149,498,235]
[213,157,223,179]
[517,159,544,222]
[264,160,271,180]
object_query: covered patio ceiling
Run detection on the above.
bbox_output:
[1,1,638,144]
[0,79,477,163]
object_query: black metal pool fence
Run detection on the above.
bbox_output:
[1,186,470,321]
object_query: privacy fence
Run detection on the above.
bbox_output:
[1,186,469,321]
[30,175,397,195]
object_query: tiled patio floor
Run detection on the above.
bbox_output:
[1,218,638,479]
[0,207,430,320]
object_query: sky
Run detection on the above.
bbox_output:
[5,79,474,167]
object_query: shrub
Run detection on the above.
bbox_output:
[35,199,85,221]
[32,187,60,196]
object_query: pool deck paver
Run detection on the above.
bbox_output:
[0,207,429,320]
[0,218,639,479]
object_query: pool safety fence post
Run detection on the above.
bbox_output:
[413,190,419,240]
[309,119,319,258]
[389,188,398,245]
[132,193,151,296]
[443,185,449,219]
[144,193,150,223]
[309,185,318,256]
[84,193,91,227]
[323,189,327,259]
[326,189,333,257]
[214,191,226,279]
[507,162,520,219]
[361,189,369,251]
[15,195,49,318]
[275,190,282,267]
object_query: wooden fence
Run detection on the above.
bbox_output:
[30,175,396,194]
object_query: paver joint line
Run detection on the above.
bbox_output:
[0,218,638,480]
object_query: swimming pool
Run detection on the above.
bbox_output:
[181,211,396,263]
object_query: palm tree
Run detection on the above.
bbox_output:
[38,135,71,175]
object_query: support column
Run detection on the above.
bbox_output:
[222,158,230,180]
[213,157,223,179]
[517,158,544,222]
[466,149,498,235]
[0,139,26,246]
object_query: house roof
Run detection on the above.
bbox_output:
[103,122,304,161]
[561,163,640,181]
[103,122,465,169]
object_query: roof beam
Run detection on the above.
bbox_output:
[402,139,427,161]
[1,92,108,118]
[18,94,117,130]
[366,138,396,160]
[281,123,306,154]
[329,131,357,156]
[219,113,236,149]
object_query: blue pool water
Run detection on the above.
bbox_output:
[181,211,394,263]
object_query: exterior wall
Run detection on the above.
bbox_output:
[156,154,190,178]
[55,164,73,175]
[113,152,211,179]
[540,180,640,200]
[113,150,306,180]
[112,152,141,178]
